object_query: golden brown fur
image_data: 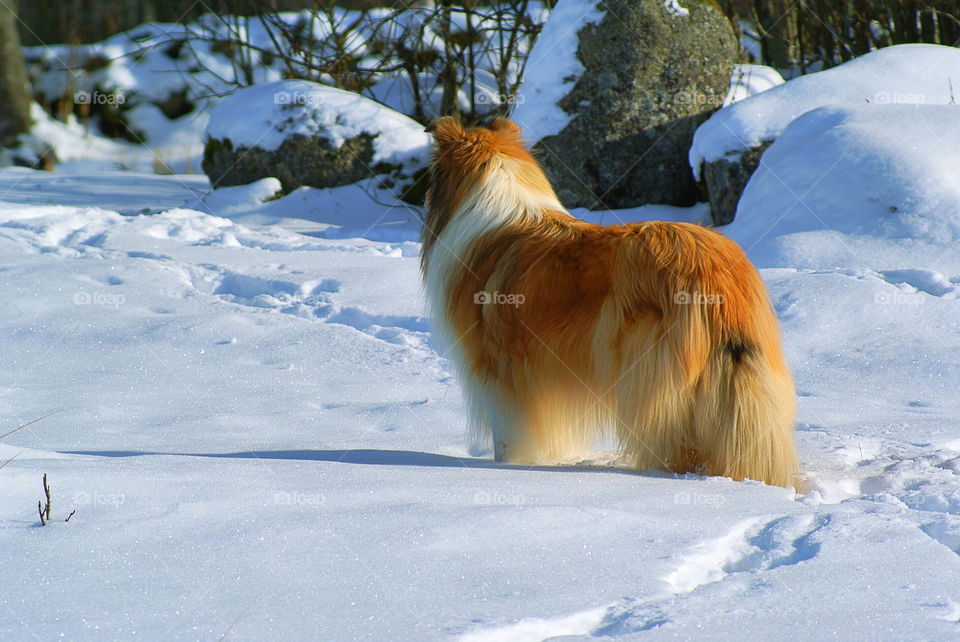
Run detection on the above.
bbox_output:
[422,116,799,488]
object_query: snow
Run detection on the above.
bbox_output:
[3,32,960,642]
[3,159,960,638]
[724,64,784,106]
[0,167,209,214]
[511,0,605,141]
[18,101,208,174]
[727,104,960,272]
[663,0,690,18]
[204,79,431,165]
[690,44,960,179]
[368,73,458,121]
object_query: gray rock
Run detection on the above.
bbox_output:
[204,132,377,193]
[517,0,738,209]
[203,132,430,204]
[202,80,431,204]
[701,141,773,226]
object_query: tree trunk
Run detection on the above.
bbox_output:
[753,0,799,72]
[0,0,31,148]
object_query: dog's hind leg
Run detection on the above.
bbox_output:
[615,380,697,475]
[613,329,700,475]
[463,376,529,463]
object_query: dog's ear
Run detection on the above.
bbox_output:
[488,118,522,140]
[426,116,465,146]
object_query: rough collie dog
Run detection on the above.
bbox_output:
[421,117,798,488]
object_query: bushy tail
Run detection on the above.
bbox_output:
[692,337,799,489]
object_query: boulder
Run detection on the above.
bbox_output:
[690,44,960,226]
[700,141,771,226]
[513,0,738,209]
[203,80,431,203]
[726,104,960,271]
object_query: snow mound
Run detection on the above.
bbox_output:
[203,178,283,217]
[511,0,604,140]
[724,64,784,106]
[691,44,960,178]
[205,79,430,164]
[725,103,960,271]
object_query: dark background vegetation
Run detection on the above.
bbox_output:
[18,0,960,75]
[717,0,960,72]
[3,1,957,152]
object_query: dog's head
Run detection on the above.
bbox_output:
[425,116,528,201]
[421,117,557,261]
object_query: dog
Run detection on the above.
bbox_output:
[421,116,798,488]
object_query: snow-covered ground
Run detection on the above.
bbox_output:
[3,167,959,640]
[3,25,960,642]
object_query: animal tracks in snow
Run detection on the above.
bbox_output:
[587,514,828,636]
[812,443,960,558]
[664,514,825,595]
[214,271,340,312]
[879,268,959,298]
[859,453,960,516]
[459,514,828,640]
[207,266,429,348]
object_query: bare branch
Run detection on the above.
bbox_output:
[0,409,61,441]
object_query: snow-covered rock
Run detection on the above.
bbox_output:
[726,103,960,272]
[203,80,430,201]
[202,177,284,217]
[205,80,429,162]
[692,44,960,225]
[691,44,960,175]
